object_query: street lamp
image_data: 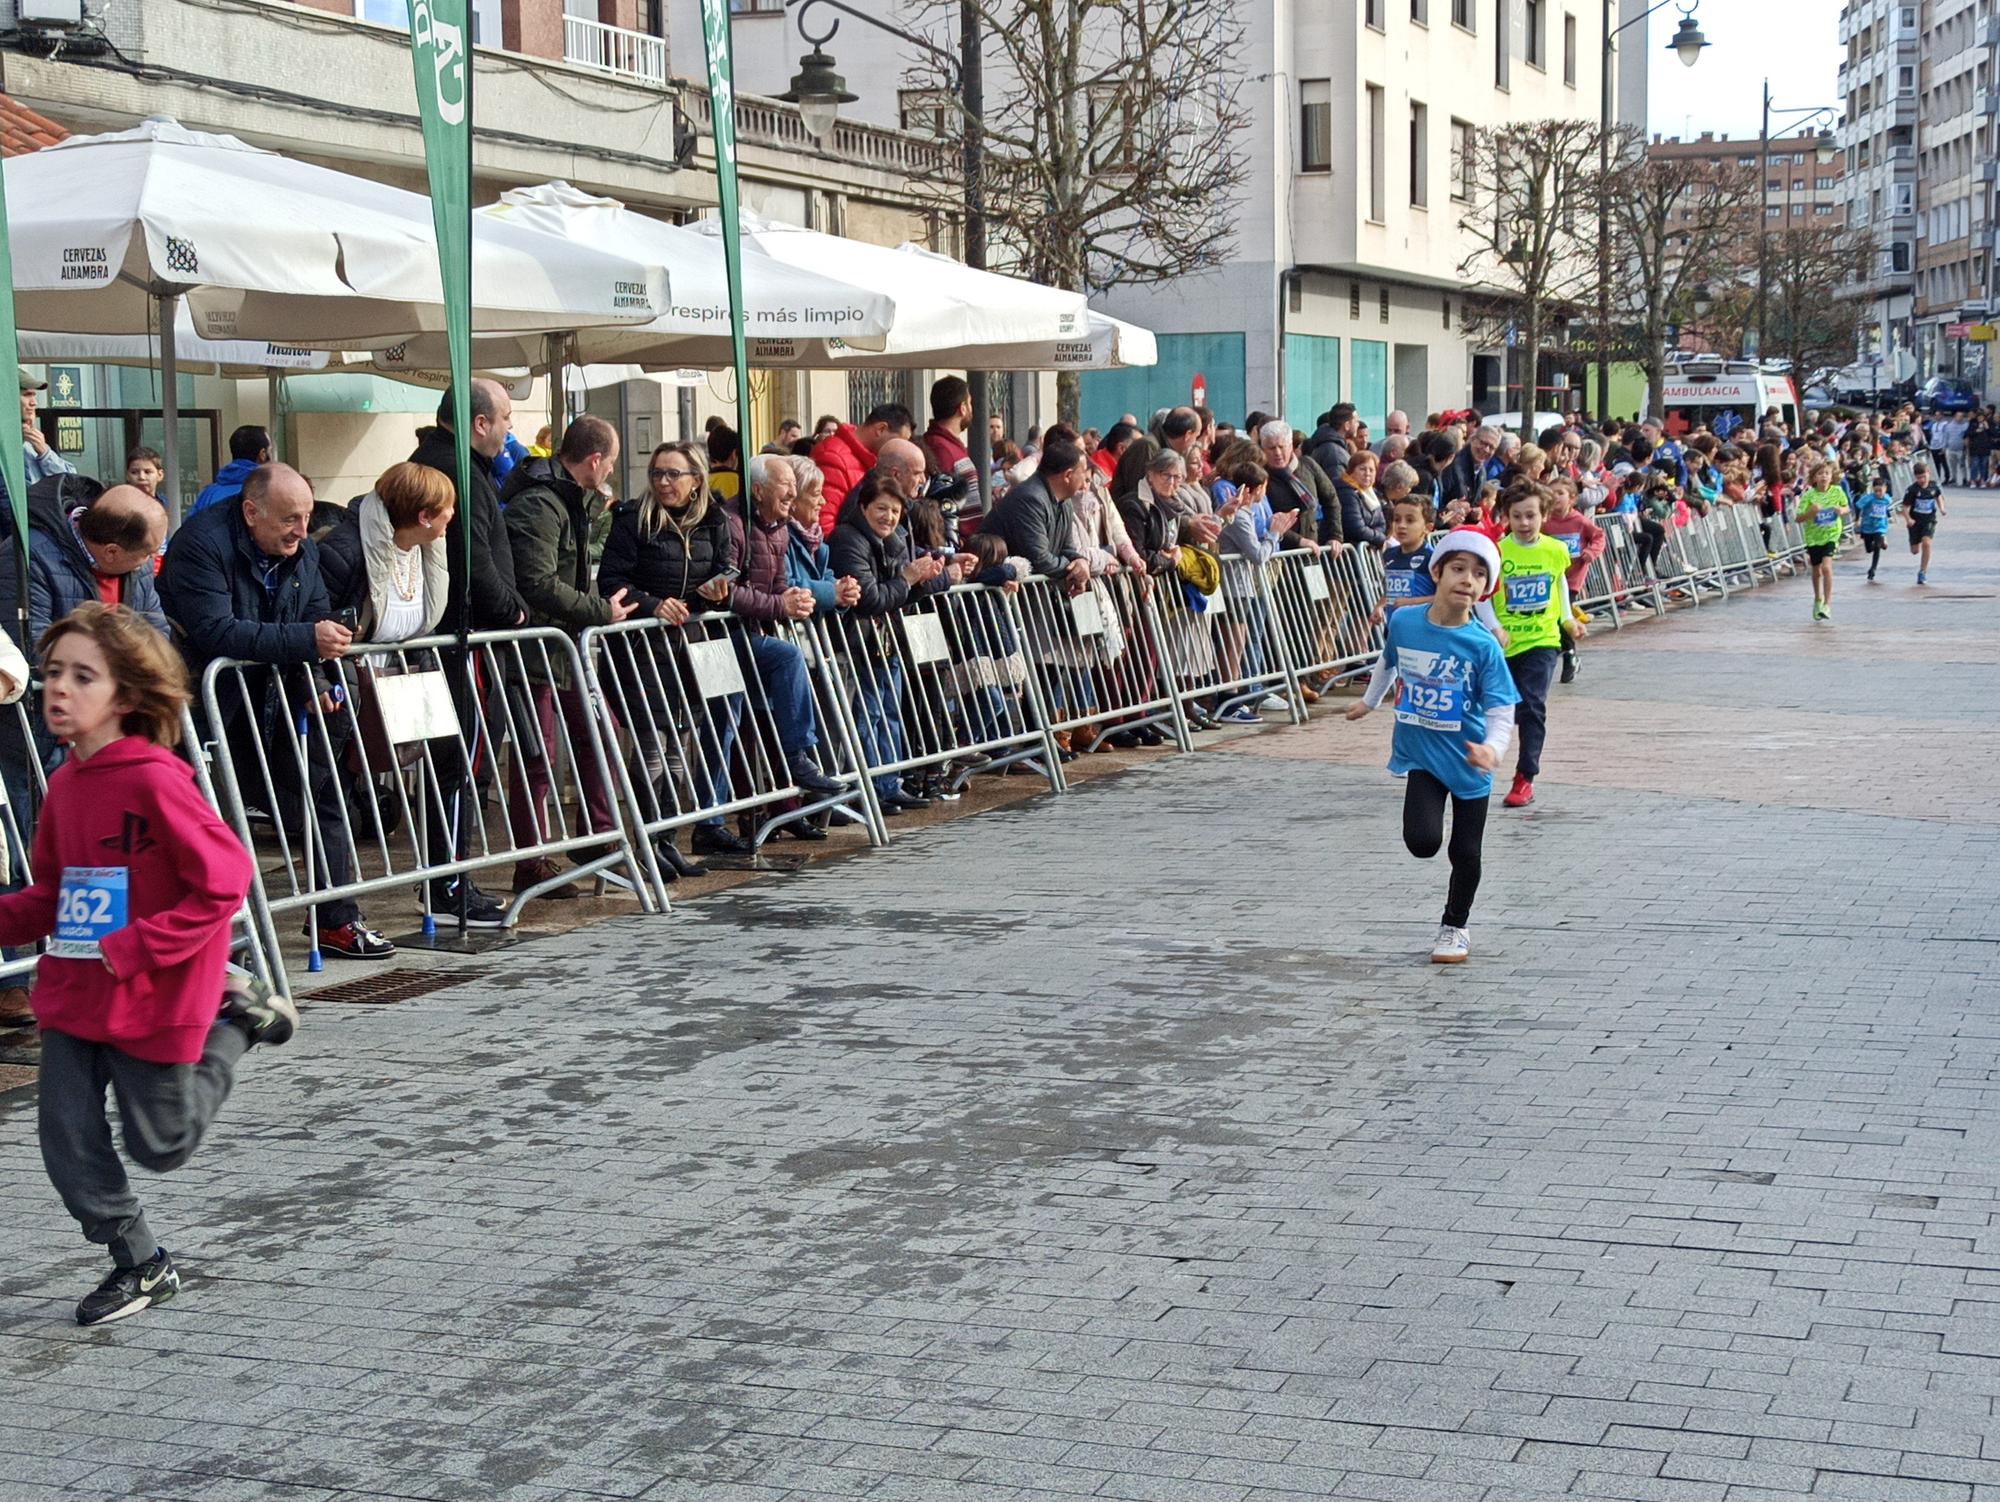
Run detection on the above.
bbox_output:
[1597,0,1712,424]
[1756,86,1839,362]
[779,0,994,493]
[781,47,857,140]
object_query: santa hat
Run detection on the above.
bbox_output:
[1430,528,1502,599]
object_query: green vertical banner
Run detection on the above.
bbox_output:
[0,154,31,653]
[699,0,753,532]
[406,0,475,631]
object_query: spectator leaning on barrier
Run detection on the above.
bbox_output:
[410,379,527,634]
[1337,449,1389,550]
[598,441,734,626]
[500,416,636,901]
[316,462,454,645]
[1109,439,1184,580]
[157,462,394,961]
[828,474,953,814]
[0,482,167,645]
[683,452,849,857]
[814,403,916,532]
[1259,421,1343,552]
[190,426,271,517]
[782,454,863,617]
[980,436,1093,595]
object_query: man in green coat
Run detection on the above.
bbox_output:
[499,415,635,898]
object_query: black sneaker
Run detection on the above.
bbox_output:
[423,881,508,929]
[1559,652,1578,685]
[77,1250,179,1326]
[221,972,298,1047]
[315,922,396,960]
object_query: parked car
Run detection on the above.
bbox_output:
[1916,376,1980,413]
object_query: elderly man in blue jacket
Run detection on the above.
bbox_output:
[158,462,394,961]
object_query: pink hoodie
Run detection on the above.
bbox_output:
[0,737,252,1063]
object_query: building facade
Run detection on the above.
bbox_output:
[1909,0,1996,389]
[1835,0,1923,390]
[696,0,1652,434]
[0,0,960,502]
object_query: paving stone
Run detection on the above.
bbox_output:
[4,505,2000,1499]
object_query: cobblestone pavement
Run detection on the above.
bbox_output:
[1,495,1997,1502]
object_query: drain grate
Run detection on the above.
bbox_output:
[306,968,479,1007]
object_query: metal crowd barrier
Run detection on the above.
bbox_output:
[814,581,1063,799]
[201,626,656,993]
[1010,570,1191,756]
[0,694,276,994]
[1263,545,1384,689]
[1155,553,1306,727]
[579,611,884,906]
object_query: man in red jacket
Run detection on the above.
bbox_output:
[813,402,915,533]
[921,376,985,532]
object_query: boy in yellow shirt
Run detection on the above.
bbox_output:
[1492,482,1582,808]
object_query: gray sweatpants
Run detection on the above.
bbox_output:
[38,1023,248,1268]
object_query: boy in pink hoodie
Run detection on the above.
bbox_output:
[0,603,296,1326]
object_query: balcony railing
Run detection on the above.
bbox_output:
[683,86,952,178]
[563,14,667,87]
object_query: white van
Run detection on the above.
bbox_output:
[1649,359,1802,441]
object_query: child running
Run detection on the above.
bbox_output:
[1374,494,1501,638]
[0,604,296,1326]
[1901,461,1946,583]
[1794,460,1849,621]
[1345,532,1518,965]
[1540,476,1604,683]
[1492,482,1580,808]
[1855,471,1894,582]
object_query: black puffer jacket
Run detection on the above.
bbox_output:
[595,497,735,615]
[827,520,945,617]
[408,425,524,631]
[1113,488,1176,576]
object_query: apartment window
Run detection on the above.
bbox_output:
[1897,65,1915,97]
[1495,0,1510,88]
[1766,205,1782,219]
[1896,4,1916,33]
[1088,86,1138,172]
[1351,281,1363,317]
[1366,0,1383,27]
[1792,178,1805,191]
[1892,182,1914,215]
[1890,241,1912,273]
[1412,0,1429,23]
[1525,0,1544,68]
[1450,117,1473,201]
[1442,296,1452,328]
[899,89,954,139]
[1736,155,1756,166]
[1410,101,1429,206]
[1563,13,1577,86]
[1815,203,1834,215]
[636,0,663,35]
[1380,287,1391,323]
[1299,81,1333,173]
[1367,84,1387,222]
[1453,0,1474,28]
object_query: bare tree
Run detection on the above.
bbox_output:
[1609,146,1761,419]
[1761,224,1869,384]
[904,0,1248,418]
[1455,118,1614,436]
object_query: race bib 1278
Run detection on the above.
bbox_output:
[1504,574,1552,614]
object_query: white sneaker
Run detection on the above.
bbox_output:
[1431,925,1470,964]
[1257,694,1290,712]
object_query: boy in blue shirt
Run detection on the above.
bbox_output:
[1346,531,1520,965]
[1855,472,1893,582]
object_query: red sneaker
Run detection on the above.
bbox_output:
[1503,774,1534,808]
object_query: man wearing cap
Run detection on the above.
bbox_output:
[18,368,75,490]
